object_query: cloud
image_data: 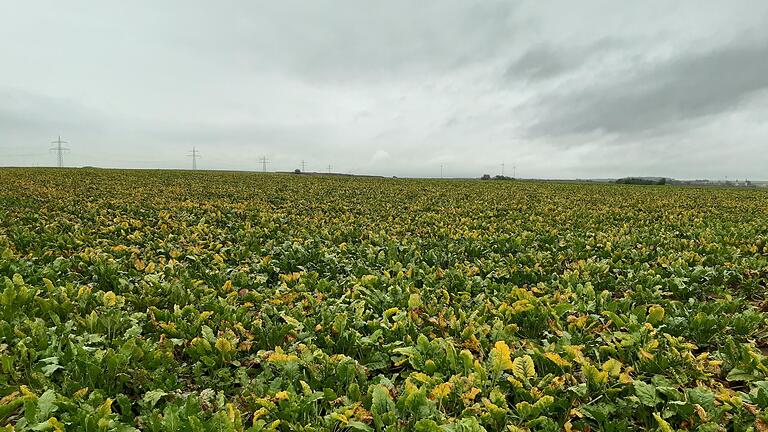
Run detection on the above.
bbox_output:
[370,150,391,164]
[1,1,768,179]
[504,38,628,81]
[181,0,521,84]
[0,89,100,133]
[527,38,768,137]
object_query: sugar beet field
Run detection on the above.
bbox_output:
[1,168,767,431]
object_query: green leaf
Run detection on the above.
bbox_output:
[201,325,215,342]
[36,390,57,420]
[414,419,440,432]
[142,390,168,408]
[162,405,181,432]
[602,311,626,327]
[347,421,373,432]
[41,364,63,377]
[634,381,659,407]
[371,385,396,428]
[726,368,758,382]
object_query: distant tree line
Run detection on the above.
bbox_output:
[616,177,666,185]
[480,174,514,181]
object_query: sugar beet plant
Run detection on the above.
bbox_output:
[0,168,767,431]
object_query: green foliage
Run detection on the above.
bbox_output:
[0,168,766,430]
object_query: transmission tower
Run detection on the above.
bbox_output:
[327,163,332,174]
[259,156,270,172]
[501,162,505,176]
[49,136,69,168]
[301,160,307,172]
[187,147,201,170]
[440,164,444,179]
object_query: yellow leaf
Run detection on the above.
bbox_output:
[490,341,514,371]
[462,387,481,403]
[20,385,35,397]
[47,417,65,432]
[639,349,655,360]
[602,358,622,377]
[653,412,673,432]
[583,363,608,385]
[563,345,586,364]
[0,392,19,405]
[512,355,536,380]
[226,403,237,423]
[215,337,234,353]
[408,293,422,310]
[544,352,571,367]
[431,382,453,399]
[96,398,113,418]
[267,347,299,363]
[253,407,269,421]
[410,372,432,384]
[507,376,523,388]
[648,305,665,324]
[103,291,117,307]
[75,286,87,298]
[331,413,349,424]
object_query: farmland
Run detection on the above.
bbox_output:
[1,168,767,431]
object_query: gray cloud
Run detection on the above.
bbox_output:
[505,38,629,81]
[1,1,768,179]
[172,1,520,83]
[528,38,768,137]
[506,45,573,81]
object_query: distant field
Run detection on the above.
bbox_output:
[1,168,767,431]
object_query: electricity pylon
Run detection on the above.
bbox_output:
[49,136,69,167]
[259,156,270,172]
[187,147,201,170]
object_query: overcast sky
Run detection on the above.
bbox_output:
[2,1,768,179]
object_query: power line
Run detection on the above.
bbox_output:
[259,155,270,172]
[187,147,201,170]
[49,135,69,168]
